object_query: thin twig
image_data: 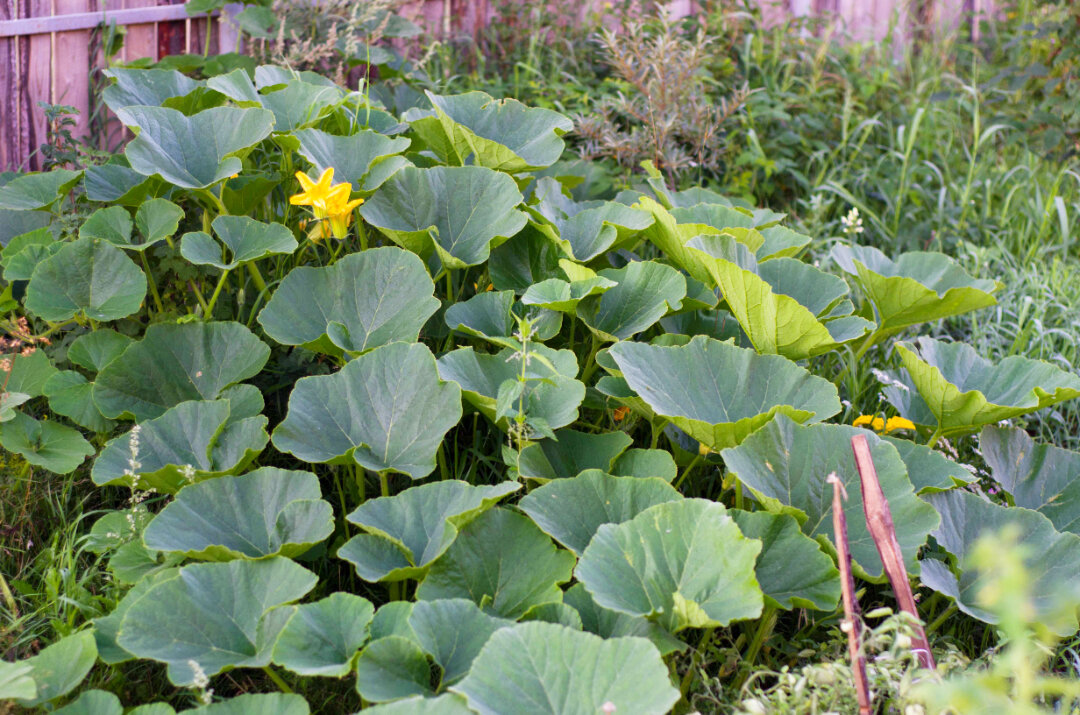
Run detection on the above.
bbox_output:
[850,434,936,671]
[827,472,872,715]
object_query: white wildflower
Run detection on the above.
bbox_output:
[841,207,864,236]
[871,368,909,392]
[122,425,143,479]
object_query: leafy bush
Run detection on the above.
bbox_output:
[2,9,1080,714]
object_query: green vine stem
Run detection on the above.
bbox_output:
[262,665,294,694]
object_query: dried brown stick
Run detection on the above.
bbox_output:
[828,472,872,715]
[850,434,936,671]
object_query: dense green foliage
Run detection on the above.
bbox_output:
[2,2,1080,714]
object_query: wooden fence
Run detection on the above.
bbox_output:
[1,0,1000,172]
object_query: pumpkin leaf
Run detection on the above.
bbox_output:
[272,342,461,478]
[606,335,841,450]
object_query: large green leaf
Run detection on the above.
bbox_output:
[981,426,1080,534]
[272,342,461,478]
[79,205,133,244]
[721,415,940,580]
[437,346,584,437]
[361,599,513,695]
[526,177,652,261]
[637,196,725,285]
[117,105,275,189]
[354,636,433,702]
[832,244,1000,337]
[670,202,755,230]
[258,80,344,132]
[575,499,762,632]
[143,467,332,559]
[519,471,682,555]
[338,480,519,582]
[0,661,36,701]
[43,370,116,432]
[91,399,268,492]
[101,67,201,112]
[180,215,297,271]
[209,70,342,131]
[407,599,512,687]
[117,557,317,685]
[81,200,183,253]
[487,226,561,292]
[0,206,49,244]
[293,128,411,192]
[729,510,840,611]
[520,275,617,314]
[93,569,178,664]
[685,235,871,359]
[2,227,55,279]
[26,238,147,322]
[189,693,309,715]
[82,163,164,205]
[577,261,686,341]
[0,412,93,474]
[272,592,375,676]
[513,427,632,482]
[416,508,576,619]
[921,490,1080,635]
[94,321,270,421]
[51,690,122,715]
[258,247,438,356]
[11,631,96,707]
[0,169,81,209]
[896,337,1080,436]
[408,90,573,172]
[359,166,528,269]
[135,198,185,248]
[606,335,841,450]
[68,329,133,372]
[882,434,975,494]
[360,695,473,714]
[444,290,516,341]
[3,348,57,398]
[452,622,680,715]
[562,584,685,656]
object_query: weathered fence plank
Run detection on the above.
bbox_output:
[53,0,93,142]
[1,0,20,170]
[21,0,50,169]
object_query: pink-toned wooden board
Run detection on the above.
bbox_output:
[1,0,20,170]
[20,0,50,168]
[123,0,156,64]
[53,0,93,141]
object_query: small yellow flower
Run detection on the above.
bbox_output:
[853,414,915,434]
[323,183,364,240]
[290,168,337,210]
[291,168,364,240]
[853,414,885,431]
[612,406,630,422]
[883,416,915,434]
[698,442,712,456]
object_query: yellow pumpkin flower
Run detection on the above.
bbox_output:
[290,168,336,210]
[323,183,364,240]
[884,416,915,434]
[853,414,885,431]
[853,414,916,434]
[290,168,364,240]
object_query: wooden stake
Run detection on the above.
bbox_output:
[850,434,936,671]
[828,472,872,715]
